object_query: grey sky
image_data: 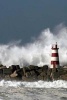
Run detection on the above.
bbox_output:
[0,0,67,44]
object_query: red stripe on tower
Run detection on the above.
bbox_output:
[50,42,59,68]
[51,53,58,57]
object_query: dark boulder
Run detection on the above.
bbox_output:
[25,70,38,80]
[0,65,6,69]
[23,67,30,76]
[58,67,67,76]
[42,65,48,71]
[0,69,3,75]
[10,71,18,78]
[9,65,20,73]
[22,76,36,81]
[16,68,24,78]
[3,68,12,75]
[4,75,10,80]
[38,75,45,80]
[51,68,59,80]
[60,74,67,80]
[25,72,31,78]
[47,68,52,76]
[30,70,36,76]
[37,67,42,75]
[28,65,38,70]
[40,71,47,80]
[47,68,52,81]
[22,76,27,81]
[40,71,47,77]
[30,70,38,79]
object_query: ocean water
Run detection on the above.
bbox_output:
[0,80,67,100]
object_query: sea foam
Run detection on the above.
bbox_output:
[0,80,67,88]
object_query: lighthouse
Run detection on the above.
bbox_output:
[51,42,59,68]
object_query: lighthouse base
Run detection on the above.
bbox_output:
[50,65,59,69]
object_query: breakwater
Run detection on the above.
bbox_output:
[0,64,67,81]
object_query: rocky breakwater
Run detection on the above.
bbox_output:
[0,64,67,81]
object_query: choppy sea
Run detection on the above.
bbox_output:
[0,80,67,100]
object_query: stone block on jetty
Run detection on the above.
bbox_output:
[9,65,20,73]
[23,67,30,75]
[38,73,47,80]
[60,74,67,80]
[30,70,36,76]
[16,68,24,77]
[58,67,67,76]
[42,65,48,71]
[28,65,38,70]
[37,67,42,74]
[4,75,10,80]
[25,72,31,78]
[3,68,12,75]
[0,69,3,75]
[10,71,18,78]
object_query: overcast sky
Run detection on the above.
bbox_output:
[0,0,67,44]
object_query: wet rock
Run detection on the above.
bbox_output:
[30,70,36,76]
[47,68,52,81]
[51,68,59,80]
[38,75,44,80]
[0,69,3,75]
[30,71,38,80]
[9,65,20,73]
[0,65,6,69]
[42,65,48,71]
[16,68,24,78]
[4,75,10,80]
[60,74,67,80]
[40,71,47,80]
[0,63,67,81]
[63,66,67,68]
[47,68,52,76]
[58,67,65,75]
[23,67,30,76]
[61,97,67,100]
[3,68,12,75]
[40,71,47,77]
[10,71,18,78]
[22,76,27,81]
[25,71,38,80]
[22,76,32,81]
[34,70,40,76]
[28,65,38,70]
[22,75,37,81]
[37,67,42,73]
[25,72,31,78]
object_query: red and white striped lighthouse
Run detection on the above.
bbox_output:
[50,42,59,68]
